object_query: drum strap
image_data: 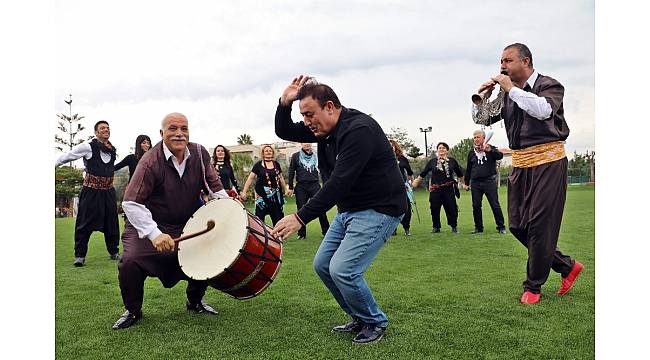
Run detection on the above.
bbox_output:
[197,143,214,199]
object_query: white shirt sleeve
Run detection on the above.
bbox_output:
[55,143,93,167]
[122,201,162,241]
[508,87,553,120]
[210,189,230,200]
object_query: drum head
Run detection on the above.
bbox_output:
[178,198,248,280]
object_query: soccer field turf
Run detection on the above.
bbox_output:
[55,186,594,359]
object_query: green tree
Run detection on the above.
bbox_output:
[55,166,84,209]
[386,127,416,155]
[231,153,255,202]
[449,138,474,165]
[568,150,595,179]
[237,134,253,145]
[406,145,423,158]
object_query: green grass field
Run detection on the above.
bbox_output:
[55,186,594,360]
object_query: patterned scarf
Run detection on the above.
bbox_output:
[436,157,451,178]
[299,149,318,173]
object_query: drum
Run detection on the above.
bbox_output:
[177,198,283,299]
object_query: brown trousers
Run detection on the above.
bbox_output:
[117,224,208,313]
[508,158,574,294]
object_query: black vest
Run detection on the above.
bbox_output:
[84,139,116,177]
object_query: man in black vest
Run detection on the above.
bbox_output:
[55,120,121,267]
[463,129,506,234]
[287,143,329,240]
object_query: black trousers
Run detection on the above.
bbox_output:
[255,199,284,226]
[74,186,120,257]
[400,201,412,230]
[508,158,574,294]
[118,225,208,313]
[429,187,458,229]
[470,177,505,231]
[295,182,329,237]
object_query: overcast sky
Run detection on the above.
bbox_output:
[54,0,594,161]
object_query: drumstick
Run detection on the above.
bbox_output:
[174,220,216,244]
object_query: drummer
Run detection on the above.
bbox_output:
[113,112,230,330]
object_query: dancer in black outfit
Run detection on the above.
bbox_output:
[114,135,152,180]
[412,142,464,234]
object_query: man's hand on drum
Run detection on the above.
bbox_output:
[272,214,302,241]
[152,233,175,252]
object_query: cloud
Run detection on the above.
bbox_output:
[54,0,594,161]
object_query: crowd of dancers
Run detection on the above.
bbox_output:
[54,42,584,344]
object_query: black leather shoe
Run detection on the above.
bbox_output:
[498,228,507,234]
[471,228,483,234]
[451,227,459,234]
[352,324,387,344]
[404,228,411,236]
[332,318,363,333]
[73,257,85,267]
[431,228,440,233]
[109,253,121,261]
[186,300,219,315]
[112,310,142,330]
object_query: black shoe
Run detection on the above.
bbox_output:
[109,253,121,261]
[332,318,363,333]
[73,257,85,267]
[392,229,397,236]
[451,227,459,234]
[352,324,387,344]
[498,228,507,234]
[112,310,142,330]
[471,228,483,234]
[186,300,219,315]
[404,228,411,236]
[297,235,306,240]
[431,228,440,233]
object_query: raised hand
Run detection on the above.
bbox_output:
[280,75,312,106]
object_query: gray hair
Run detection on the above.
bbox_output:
[473,129,485,137]
[161,112,187,129]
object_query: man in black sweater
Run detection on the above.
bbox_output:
[287,143,329,240]
[272,75,407,345]
[463,129,506,234]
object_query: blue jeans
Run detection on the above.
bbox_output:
[313,209,401,327]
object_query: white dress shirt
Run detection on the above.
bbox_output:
[122,142,229,241]
[507,70,553,120]
[55,142,112,167]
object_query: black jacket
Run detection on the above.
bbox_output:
[275,103,407,223]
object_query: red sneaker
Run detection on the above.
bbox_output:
[557,261,584,296]
[520,291,541,304]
